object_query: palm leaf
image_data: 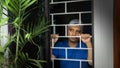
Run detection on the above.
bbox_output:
[29,16,49,39]
[28,59,45,68]
[8,0,19,13]
[15,51,45,68]
[16,51,29,67]
[3,0,18,16]
[21,0,37,11]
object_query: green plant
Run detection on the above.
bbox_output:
[0,0,49,68]
[0,46,4,67]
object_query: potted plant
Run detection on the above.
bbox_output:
[0,0,49,68]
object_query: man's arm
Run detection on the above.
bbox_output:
[50,34,59,58]
[86,42,92,65]
[80,34,93,65]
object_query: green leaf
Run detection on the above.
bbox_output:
[22,0,36,11]
[0,17,9,26]
[25,33,32,40]
[22,13,30,22]
[12,17,19,27]
[28,59,43,68]
[4,34,15,50]
[0,46,4,64]
[8,0,19,13]
[0,46,4,52]
[6,5,18,16]
[28,16,49,39]
[19,33,26,46]
[21,0,31,8]
[5,0,10,6]
[3,0,18,16]
[0,55,4,64]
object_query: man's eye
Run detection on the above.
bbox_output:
[69,29,73,32]
[76,31,81,33]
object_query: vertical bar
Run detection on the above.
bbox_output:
[80,61,82,68]
[79,13,81,24]
[65,48,67,59]
[52,60,54,68]
[53,26,56,34]
[79,36,81,48]
[52,38,54,47]
[65,2,67,13]
[51,14,54,25]
[65,25,67,36]
[51,0,53,3]
[52,14,56,34]
[79,12,81,48]
[52,14,56,35]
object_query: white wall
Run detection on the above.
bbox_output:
[0,8,8,47]
[94,0,113,68]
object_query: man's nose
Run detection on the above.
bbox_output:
[72,31,76,36]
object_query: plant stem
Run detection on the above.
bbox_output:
[15,0,22,67]
[15,26,20,67]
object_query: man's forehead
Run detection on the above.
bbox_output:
[68,26,81,30]
[68,25,81,28]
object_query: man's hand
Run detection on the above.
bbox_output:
[51,34,59,43]
[80,34,91,44]
[50,34,59,59]
[80,34,92,65]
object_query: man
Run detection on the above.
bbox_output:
[51,19,92,68]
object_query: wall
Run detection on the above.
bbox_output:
[94,0,113,68]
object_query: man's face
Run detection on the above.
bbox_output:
[67,25,81,43]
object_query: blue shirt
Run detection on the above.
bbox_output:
[52,40,89,68]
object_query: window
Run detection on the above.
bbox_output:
[50,0,93,68]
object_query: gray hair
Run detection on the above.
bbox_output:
[68,19,83,33]
[69,19,79,24]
